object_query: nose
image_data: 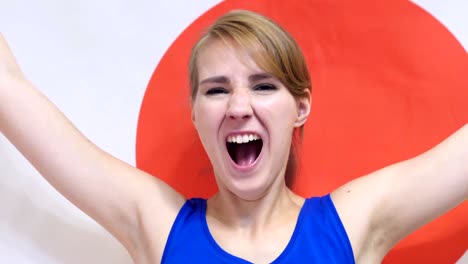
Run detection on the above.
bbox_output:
[226,89,253,120]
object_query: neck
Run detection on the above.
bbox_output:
[207,181,304,230]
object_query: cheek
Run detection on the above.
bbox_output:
[256,97,297,148]
[257,96,298,128]
[193,100,225,138]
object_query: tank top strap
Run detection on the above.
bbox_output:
[272,194,354,263]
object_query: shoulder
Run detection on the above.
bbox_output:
[331,172,389,263]
[130,182,189,263]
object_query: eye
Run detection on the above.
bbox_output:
[253,83,277,92]
[205,87,228,95]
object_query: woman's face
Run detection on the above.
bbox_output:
[192,40,310,200]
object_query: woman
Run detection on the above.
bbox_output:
[0,10,466,264]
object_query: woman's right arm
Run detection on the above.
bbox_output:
[0,34,185,261]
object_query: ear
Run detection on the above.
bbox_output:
[294,90,311,127]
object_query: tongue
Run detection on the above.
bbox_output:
[235,143,258,166]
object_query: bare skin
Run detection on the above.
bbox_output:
[0,33,467,264]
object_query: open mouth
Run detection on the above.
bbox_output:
[226,134,263,167]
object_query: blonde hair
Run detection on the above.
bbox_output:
[189,10,311,187]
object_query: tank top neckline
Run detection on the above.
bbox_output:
[198,197,312,264]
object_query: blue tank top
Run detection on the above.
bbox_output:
[161,194,354,263]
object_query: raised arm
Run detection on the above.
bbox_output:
[332,124,468,262]
[0,34,185,261]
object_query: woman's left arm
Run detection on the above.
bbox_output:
[332,123,468,262]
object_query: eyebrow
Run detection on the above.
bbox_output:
[199,73,275,85]
[248,73,275,82]
[199,76,229,85]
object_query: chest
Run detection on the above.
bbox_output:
[161,197,355,263]
[207,222,297,263]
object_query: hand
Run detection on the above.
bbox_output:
[0,33,25,86]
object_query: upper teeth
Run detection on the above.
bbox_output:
[227,134,260,144]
